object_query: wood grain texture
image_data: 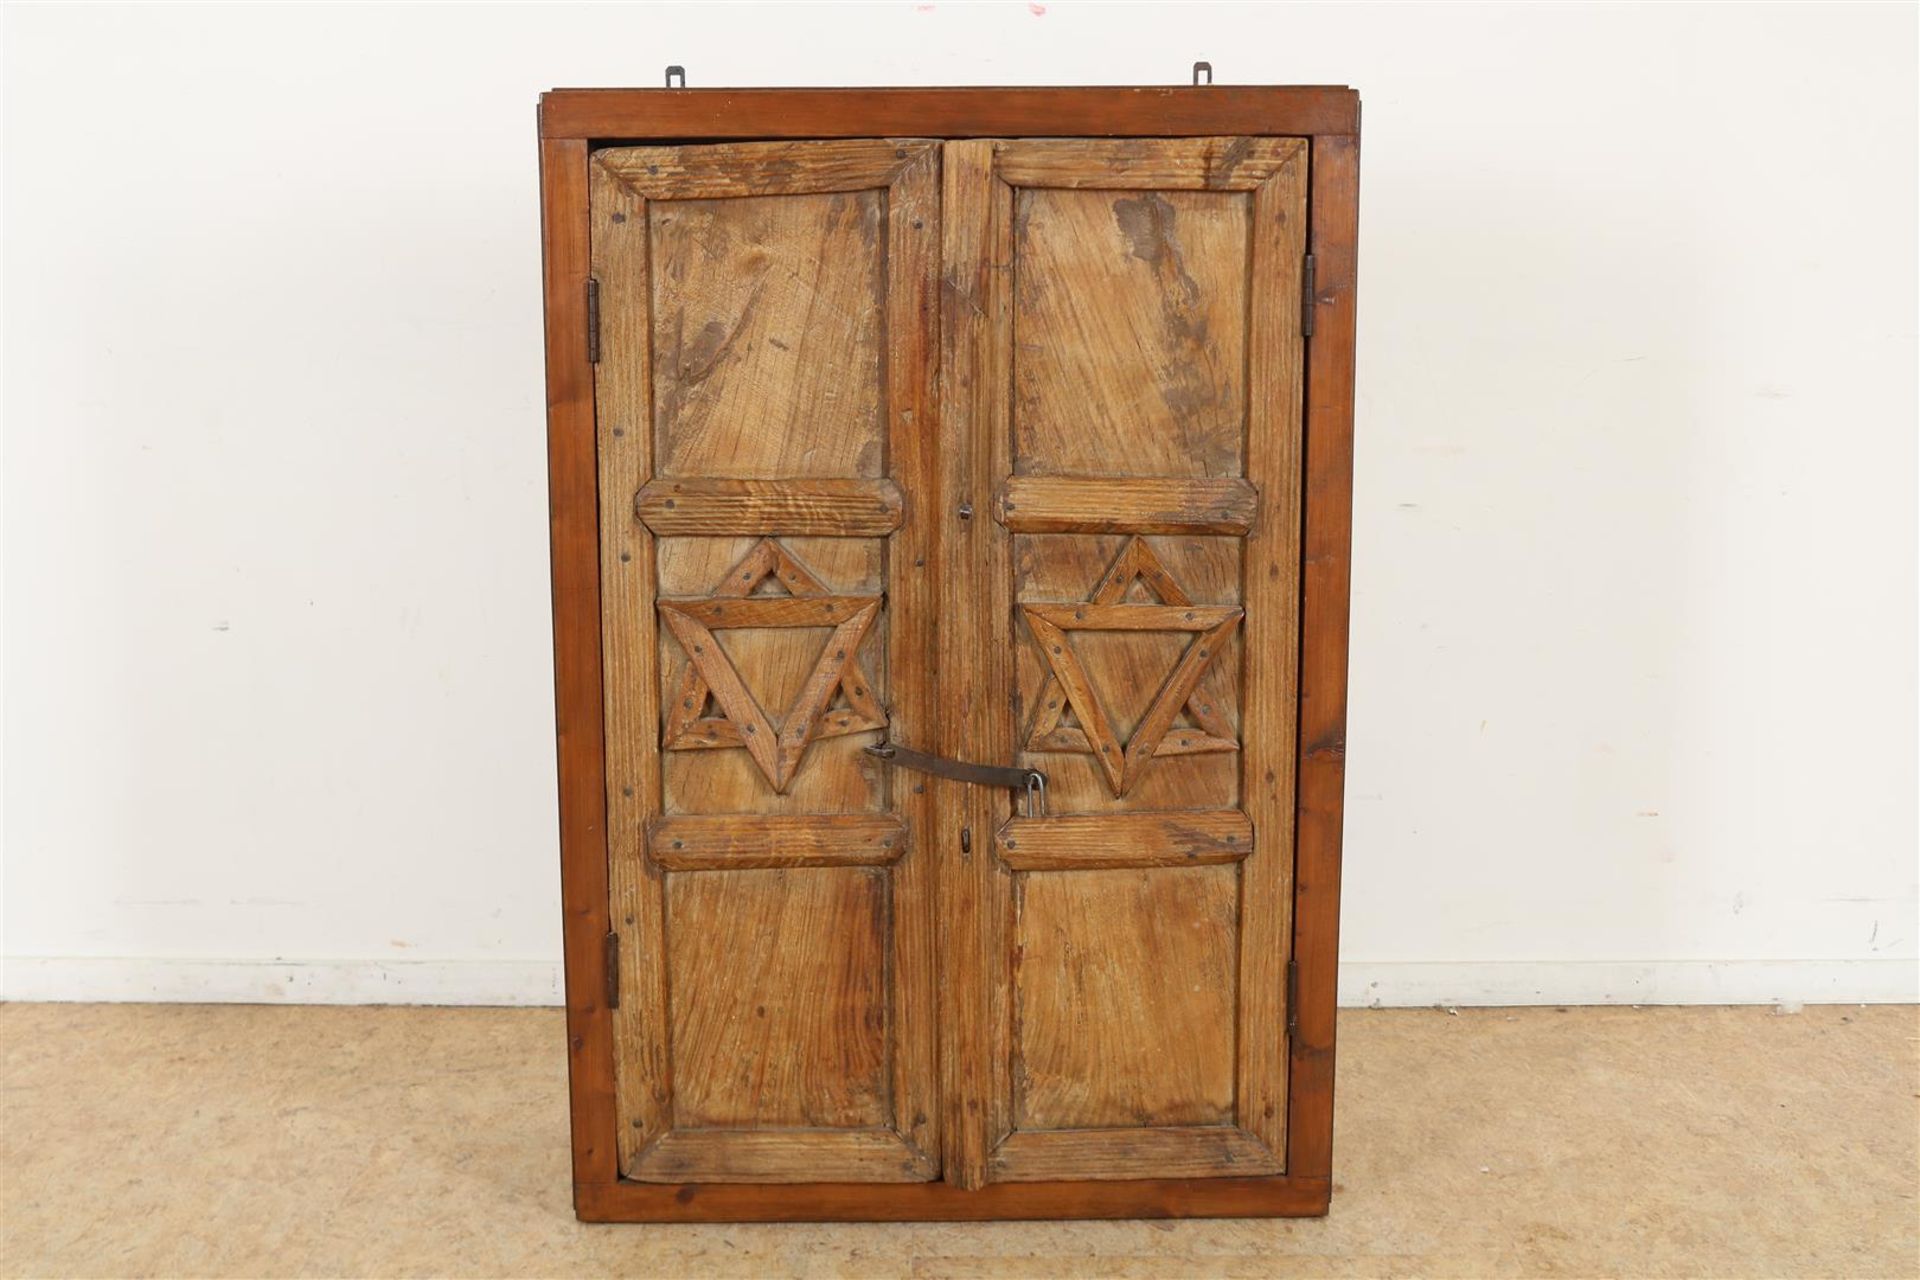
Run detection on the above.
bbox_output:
[881,141,943,1172]
[586,148,665,1175]
[636,478,904,536]
[980,137,1298,1181]
[541,86,1360,142]
[657,537,885,817]
[935,139,1009,1190]
[648,814,907,869]
[1237,140,1309,1160]
[990,1127,1285,1183]
[593,138,941,1184]
[665,868,891,1130]
[996,476,1258,534]
[545,93,1358,1219]
[1012,185,1247,479]
[543,135,620,1193]
[994,136,1306,191]
[575,1174,1330,1223]
[1015,535,1242,814]
[1012,866,1239,1131]
[597,138,928,199]
[994,810,1252,871]
[630,1128,938,1185]
[1017,536,1242,809]
[645,184,888,480]
[1287,133,1360,1182]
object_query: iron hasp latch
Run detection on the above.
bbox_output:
[864,741,1047,817]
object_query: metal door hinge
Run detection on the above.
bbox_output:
[1285,958,1300,1036]
[603,929,620,1009]
[585,277,601,363]
[1301,255,1316,338]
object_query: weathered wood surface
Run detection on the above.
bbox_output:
[589,153,670,1172]
[994,136,1306,191]
[995,810,1252,871]
[1238,139,1309,1159]
[990,1127,1285,1183]
[593,138,938,1184]
[995,476,1258,535]
[636,478,904,536]
[547,88,1359,1224]
[574,128,1328,1204]
[1013,866,1240,1131]
[961,137,1306,1182]
[648,814,907,869]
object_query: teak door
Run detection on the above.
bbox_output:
[540,85,1359,1223]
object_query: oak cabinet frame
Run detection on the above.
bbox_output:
[538,85,1359,1222]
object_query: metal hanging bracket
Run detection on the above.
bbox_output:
[665,65,687,88]
[1192,61,1213,86]
[865,741,1047,817]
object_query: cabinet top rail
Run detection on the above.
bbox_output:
[539,86,1360,141]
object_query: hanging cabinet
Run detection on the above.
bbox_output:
[538,84,1360,1222]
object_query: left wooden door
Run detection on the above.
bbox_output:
[590,140,941,1183]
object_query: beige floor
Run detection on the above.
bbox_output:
[2,1004,1915,1279]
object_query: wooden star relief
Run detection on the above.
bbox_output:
[1022,536,1242,797]
[659,538,887,792]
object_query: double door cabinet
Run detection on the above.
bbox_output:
[538,85,1359,1221]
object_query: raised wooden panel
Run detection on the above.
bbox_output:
[1011,186,1248,479]
[649,189,886,480]
[594,139,939,1184]
[666,867,889,1130]
[632,1128,936,1185]
[990,1128,1283,1183]
[1013,866,1239,1130]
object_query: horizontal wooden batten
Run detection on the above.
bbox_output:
[636,478,905,536]
[993,137,1307,191]
[658,596,878,628]
[1024,603,1242,632]
[647,815,908,869]
[988,1127,1283,1183]
[595,139,933,199]
[995,477,1258,535]
[995,810,1253,871]
[630,1128,936,1184]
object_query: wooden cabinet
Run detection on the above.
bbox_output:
[539,85,1359,1222]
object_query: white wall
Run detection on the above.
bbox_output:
[4,2,1914,1007]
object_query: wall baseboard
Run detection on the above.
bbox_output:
[3,955,1913,1008]
[1336,959,1916,1008]
[0,957,563,1006]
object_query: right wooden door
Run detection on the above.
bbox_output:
[940,138,1308,1188]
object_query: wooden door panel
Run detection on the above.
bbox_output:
[943,137,1306,1186]
[1012,187,1248,478]
[593,139,939,1184]
[1013,866,1239,1130]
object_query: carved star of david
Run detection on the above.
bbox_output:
[1022,536,1243,797]
[658,538,886,792]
